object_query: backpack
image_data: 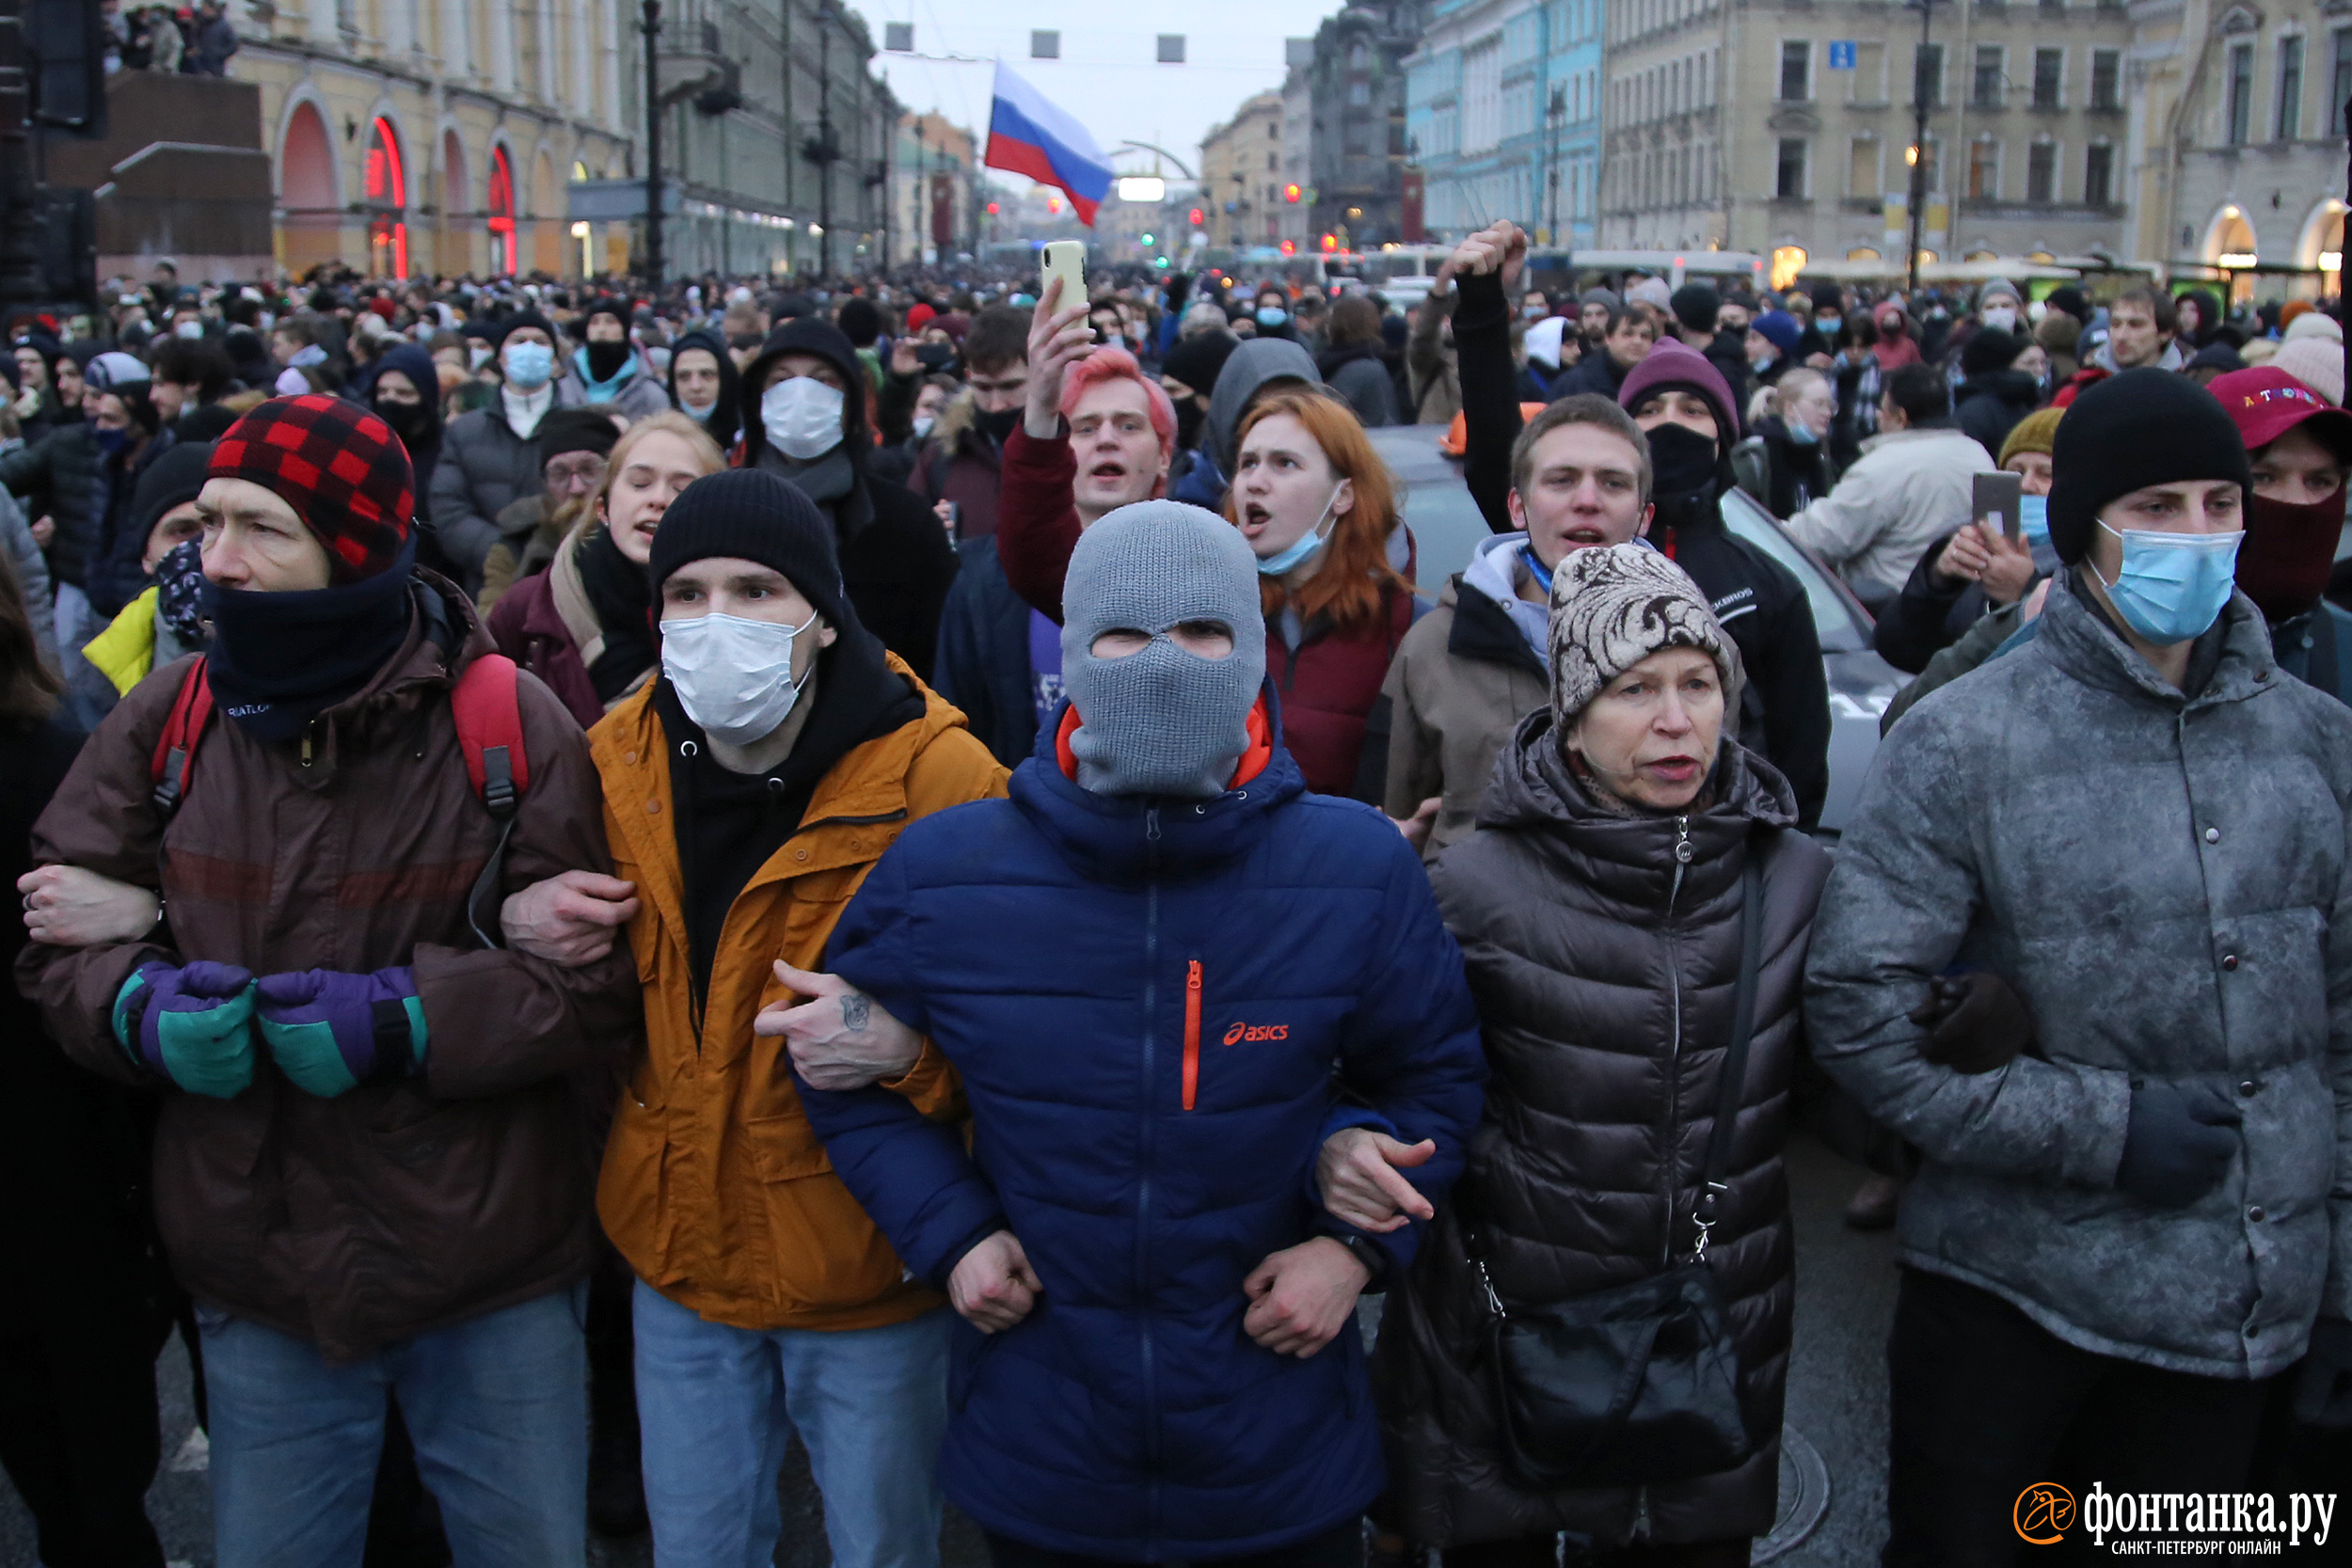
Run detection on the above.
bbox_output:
[148,654,531,948]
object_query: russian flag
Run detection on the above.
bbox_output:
[984,61,1115,227]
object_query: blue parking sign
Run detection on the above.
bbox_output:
[1828,40,1856,69]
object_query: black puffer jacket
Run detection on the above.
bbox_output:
[1374,713,1831,1549]
[0,423,103,590]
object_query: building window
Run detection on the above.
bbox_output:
[2027,139,2057,200]
[2227,43,2252,145]
[1914,43,1944,108]
[1974,46,2004,107]
[2085,142,2113,206]
[1776,137,1807,198]
[2033,48,2062,108]
[1849,136,1879,197]
[2278,36,2303,139]
[2090,49,2121,110]
[2334,29,2352,135]
[1968,138,1999,198]
[1780,40,1810,101]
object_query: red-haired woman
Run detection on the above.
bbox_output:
[1229,387,1425,798]
[993,286,1424,799]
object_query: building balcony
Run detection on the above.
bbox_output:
[1840,196,1886,214]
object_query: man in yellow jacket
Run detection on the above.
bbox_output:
[501,467,1007,1564]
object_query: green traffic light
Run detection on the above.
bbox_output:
[1140,233,1155,245]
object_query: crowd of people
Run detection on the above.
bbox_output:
[0,218,2348,1567]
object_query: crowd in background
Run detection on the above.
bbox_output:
[0,226,2347,1567]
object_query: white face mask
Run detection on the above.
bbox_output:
[763,376,845,461]
[1980,305,2018,334]
[911,414,936,439]
[660,608,821,745]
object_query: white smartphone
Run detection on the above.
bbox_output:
[1041,241,1087,314]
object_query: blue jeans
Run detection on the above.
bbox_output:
[197,1286,587,1567]
[632,1279,948,1568]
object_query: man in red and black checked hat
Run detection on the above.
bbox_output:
[17,390,640,1560]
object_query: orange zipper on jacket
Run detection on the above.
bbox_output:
[1183,959,1202,1111]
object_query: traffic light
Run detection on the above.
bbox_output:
[1283,183,1302,203]
[1320,234,1337,252]
[1140,233,1155,246]
[987,201,1000,215]
[1279,240,1295,256]
[1188,208,1204,227]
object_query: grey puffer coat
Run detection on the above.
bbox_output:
[1805,571,2352,1379]
[1374,713,1831,1549]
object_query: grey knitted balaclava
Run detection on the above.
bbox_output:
[1549,542,1742,734]
[1061,500,1267,798]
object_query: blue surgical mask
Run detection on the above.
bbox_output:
[1255,484,1344,577]
[2090,522,2243,645]
[1786,420,1819,446]
[2019,493,2049,544]
[502,340,554,389]
[1256,307,1289,328]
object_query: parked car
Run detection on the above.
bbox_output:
[1366,422,1904,836]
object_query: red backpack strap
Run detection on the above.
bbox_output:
[150,657,215,817]
[450,653,529,819]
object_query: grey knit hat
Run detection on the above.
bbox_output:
[1548,543,1742,733]
[1060,500,1267,799]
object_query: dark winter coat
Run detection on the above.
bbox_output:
[739,324,961,679]
[1375,716,1830,1548]
[912,393,1009,540]
[0,423,103,590]
[664,327,740,451]
[1752,416,1830,519]
[86,429,178,621]
[430,392,584,591]
[1318,341,1399,428]
[798,700,1486,1561]
[17,574,639,1362]
[930,536,1037,768]
[1952,368,2042,458]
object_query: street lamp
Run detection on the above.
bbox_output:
[1546,82,1566,245]
[1906,0,1942,297]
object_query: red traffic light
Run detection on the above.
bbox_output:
[1319,234,1337,252]
[1283,183,1302,203]
[1188,208,1204,226]
[986,201,1000,214]
[1279,240,1295,256]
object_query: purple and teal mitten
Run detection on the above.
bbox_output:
[111,960,259,1099]
[254,967,429,1098]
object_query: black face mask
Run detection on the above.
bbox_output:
[1175,398,1207,452]
[200,540,418,743]
[584,341,633,382]
[976,405,1021,444]
[373,398,428,439]
[1646,421,1720,495]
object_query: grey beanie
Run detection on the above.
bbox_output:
[1581,286,1621,312]
[1549,543,1742,734]
[1060,501,1267,799]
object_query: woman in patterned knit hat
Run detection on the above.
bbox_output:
[1372,543,1834,1563]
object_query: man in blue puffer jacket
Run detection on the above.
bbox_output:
[790,499,1486,1564]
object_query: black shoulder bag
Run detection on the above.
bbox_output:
[1473,857,1765,1492]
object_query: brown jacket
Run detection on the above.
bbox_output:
[1381,575,1550,862]
[591,658,1009,1332]
[17,574,638,1362]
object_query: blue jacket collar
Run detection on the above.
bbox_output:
[1008,681,1307,885]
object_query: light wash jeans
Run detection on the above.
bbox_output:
[631,1278,949,1568]
[196,1286,587,1568]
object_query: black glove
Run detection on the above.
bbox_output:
[1908,971,2039,1075]
[2115,1081,2241,1210]
[2293,1319,2352,1430]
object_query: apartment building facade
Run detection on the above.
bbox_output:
[1404,0,1606,246]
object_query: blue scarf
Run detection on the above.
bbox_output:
[200,537,417,743]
